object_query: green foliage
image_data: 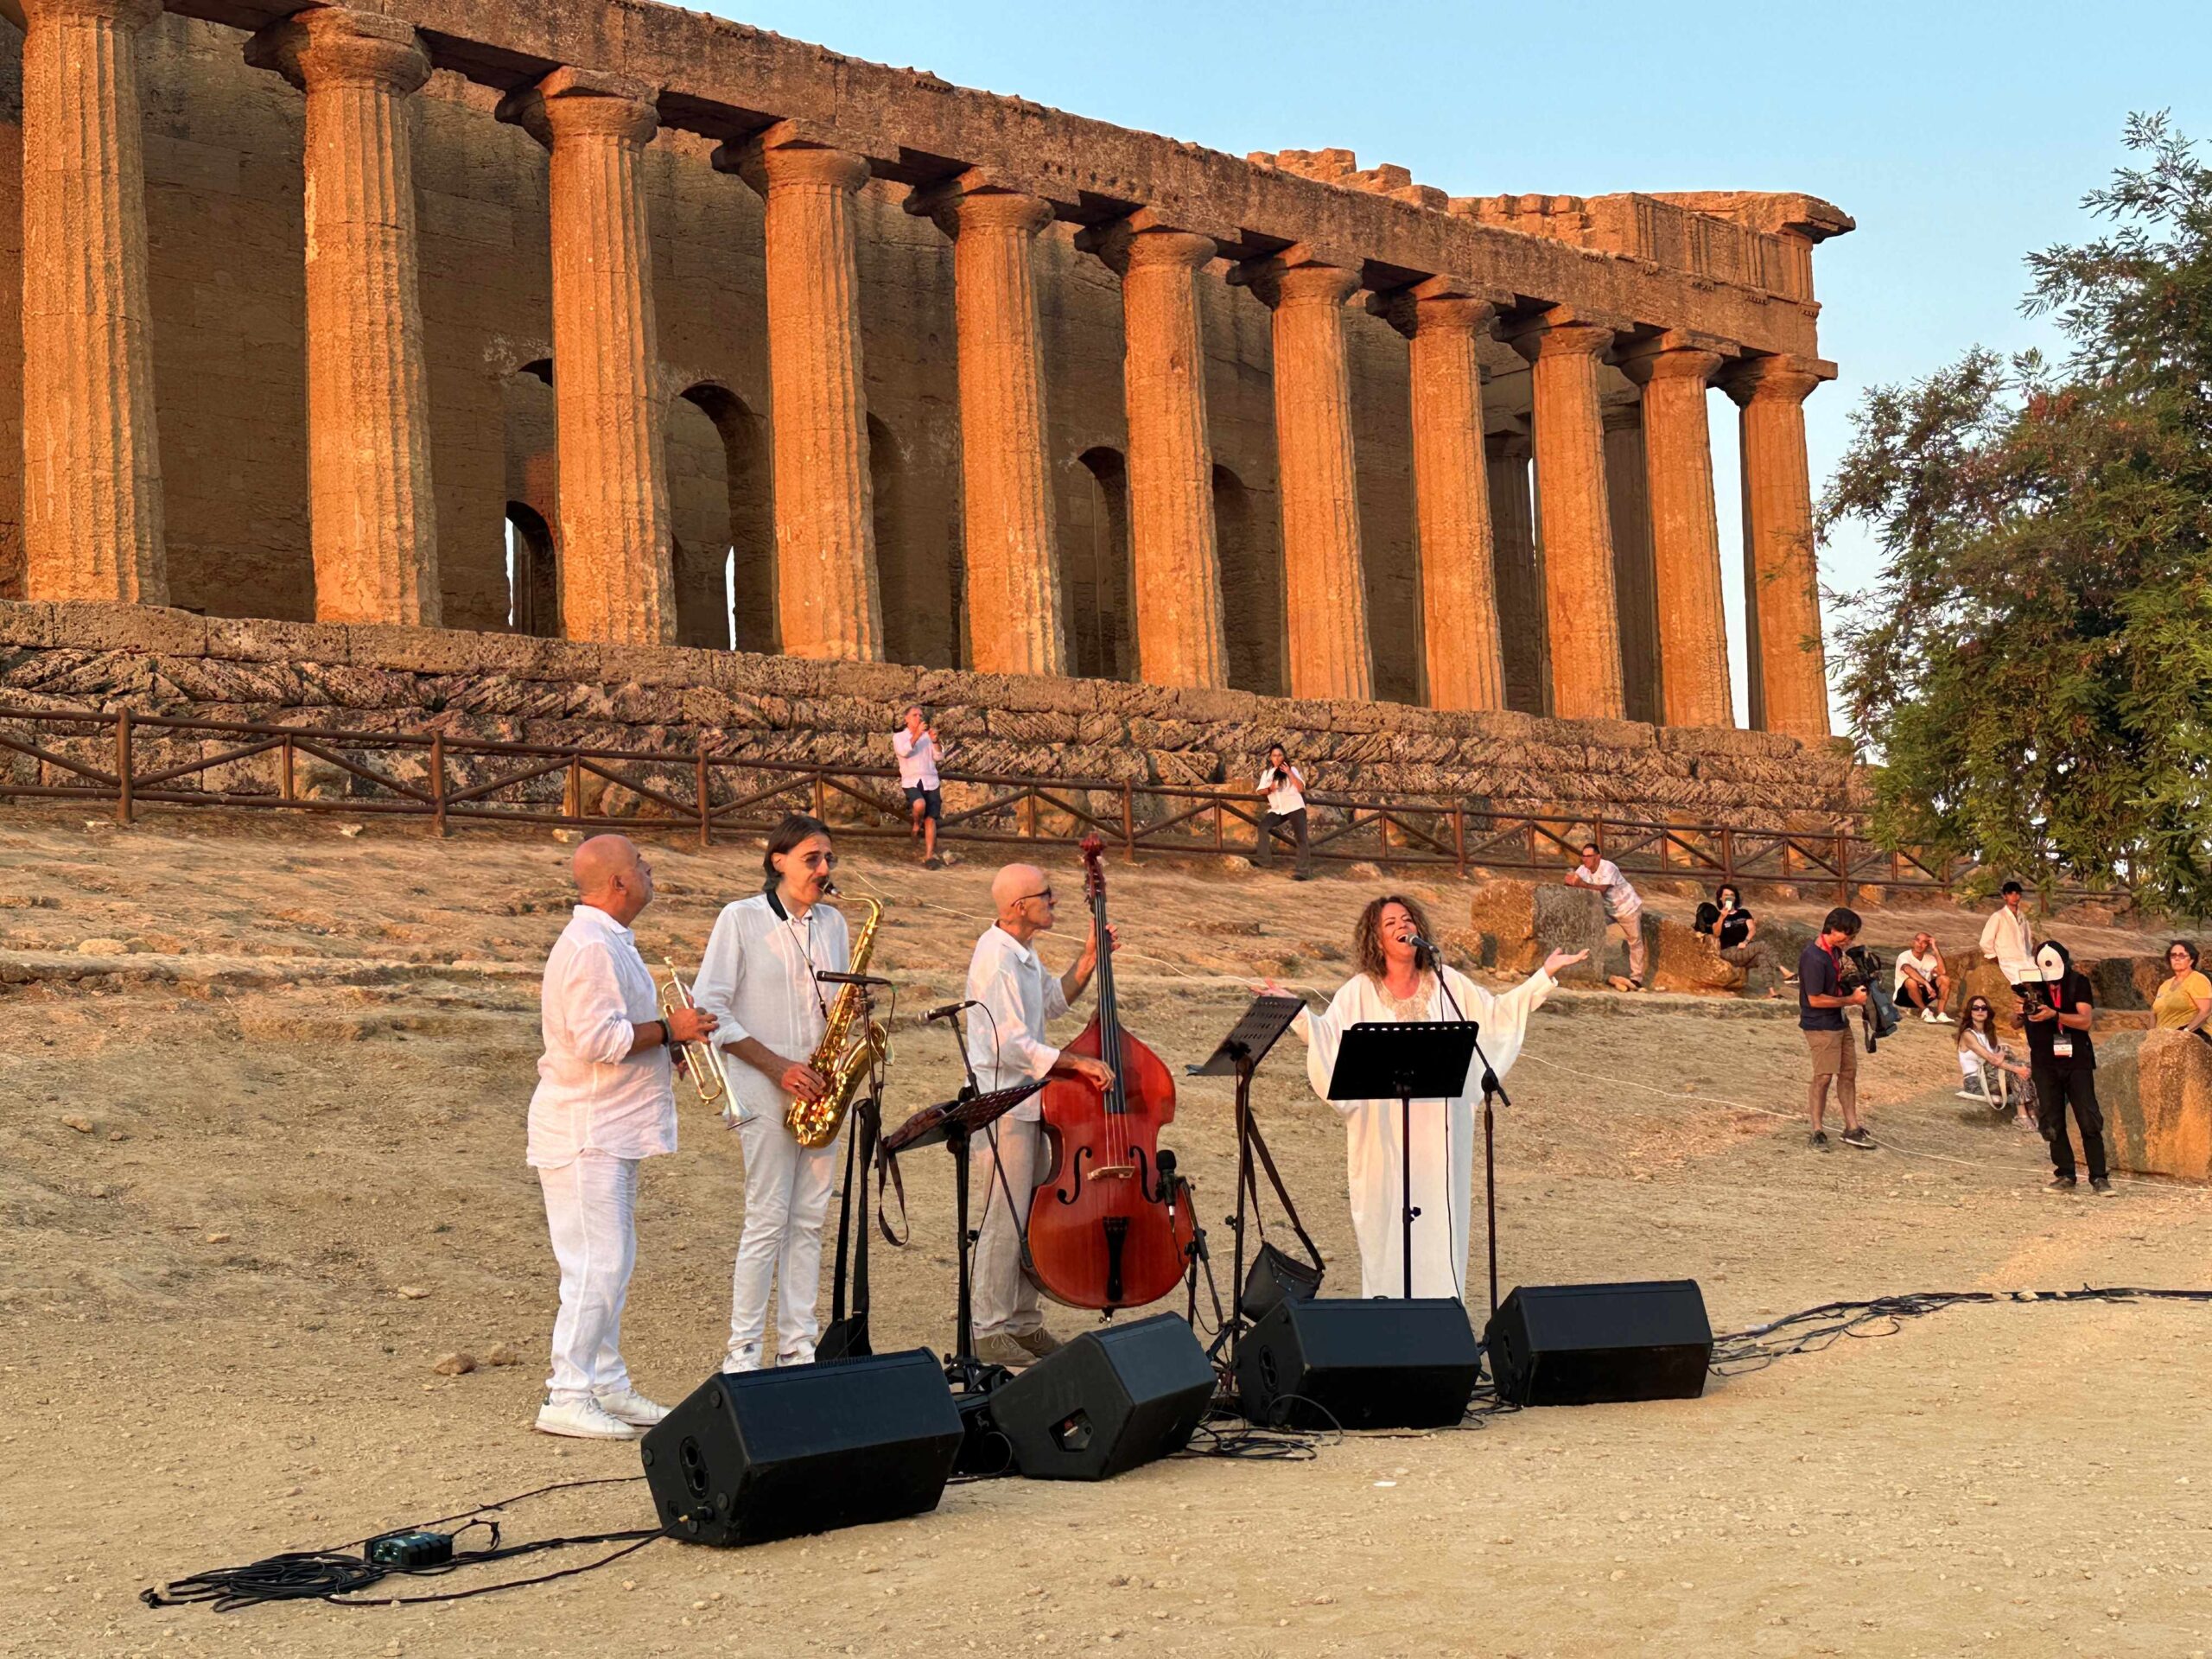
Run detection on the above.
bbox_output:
[1824,113,2212,912]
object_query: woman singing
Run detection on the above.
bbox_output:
[1287,894,1585,1300]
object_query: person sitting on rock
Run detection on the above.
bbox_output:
[1956,994,2035,1130]
[2152,940,2212,1040]
[1694,882,1787,999]
[1893,931,1955,1023]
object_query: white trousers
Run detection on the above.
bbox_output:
[726,1113,836,1367]
[971,1117,1046,1338]
[539,1152,641,1407]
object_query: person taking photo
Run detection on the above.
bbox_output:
[1799,906,1877,1153]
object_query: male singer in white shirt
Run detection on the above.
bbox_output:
[527,834,715,1440]
[692,813,849,1373]
[963,862,1116,1370]
[1255,742,1313,880]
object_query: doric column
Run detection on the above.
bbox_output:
[1602,405,1658,725]
[1485,428,1548,715]
[1079,218,1229,689]
[17,0,167,604]
[497,68,672,645]
[1509,310,1623,721]
[246,6,438,626]
[721,130,880,662]
[1619,334,1732,729]
[1373,287,1506,711]
[1724,353,1837,741]
[1238,254,1370,702]
[912,179,1063,676]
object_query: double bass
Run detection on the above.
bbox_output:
[1024,835,1196,1310]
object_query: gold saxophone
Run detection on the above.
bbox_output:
[786,892,888,1148]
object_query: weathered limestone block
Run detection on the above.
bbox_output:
[1466,880,1608,983]
[2101,1029,2212,1182]
[2086,955,2161,1012]
[50,601,207,656]
[0,602,58,647]
[347,622,542,677]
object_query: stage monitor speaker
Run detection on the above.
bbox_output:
[985,1313,1215,1481]
[1235,1296,1479,1430]
[1483,1280,1713,1408]
[640,1349,963,1546]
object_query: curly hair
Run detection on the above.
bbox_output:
[1355,893,1434,982]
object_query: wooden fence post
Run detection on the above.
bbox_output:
[564,754,582,822]
[280,733,296,803]
[696,752,711,850]
[429,729,447,837]
[1121,782,1136,860]
[1834,830,1848,905]
[1452,806,1466,878]
[114,707,133,825]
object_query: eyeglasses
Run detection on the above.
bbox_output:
[1014,889,1054,906]
[1969,1003,1991,1013]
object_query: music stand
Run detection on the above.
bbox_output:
[1325,1021,1479,1300]
[1189,995,1308,1365]
[883,1078,1044,1391]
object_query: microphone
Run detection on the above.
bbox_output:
[1407,931,1442,962]
[1155,1148,1178,1179]
[815,969,893,988]
[925,999,979,1023]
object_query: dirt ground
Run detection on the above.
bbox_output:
[3,806,2210,1659]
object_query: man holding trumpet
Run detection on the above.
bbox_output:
[692,813,850,1373]
[528,834,716,1440]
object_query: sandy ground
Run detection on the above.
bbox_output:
[3,806,2210,1659]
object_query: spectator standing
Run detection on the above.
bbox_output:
[1799,906,1878,1152]
[1979,881,2037,986]
[2152,941,2212,1037]
[2014,940,2113,1196]
[1255,743,1313,880]
[1956,995,2036,1130]
[1894,931,1955,1023]
[892,705,952,869]
[1566,842,1647,990]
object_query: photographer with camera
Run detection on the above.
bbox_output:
[2014,940,2113,1196]
[1255,742,1313,880]
[1798,906,1878,1152]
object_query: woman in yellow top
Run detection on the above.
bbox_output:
[2152,941,2212,1034]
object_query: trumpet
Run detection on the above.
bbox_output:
[658,957,739,1124]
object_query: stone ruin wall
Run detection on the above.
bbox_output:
[0,599,1862,830]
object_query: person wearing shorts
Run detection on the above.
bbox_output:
[1799,906,1877,1152]
[893,706,951,868]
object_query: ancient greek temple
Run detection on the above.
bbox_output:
[3,0,1851,738]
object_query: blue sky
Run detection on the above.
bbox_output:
[700,0,2212,728]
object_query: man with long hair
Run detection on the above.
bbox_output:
[692,813,851,1370]
[1289,893,1584,1299]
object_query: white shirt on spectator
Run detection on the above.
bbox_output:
[1979,906,2035,978]
[965,925,1072,1122]
[527,906,675,1168]
[1575,858,1642,920]
[893,729,943,790]
[1258,762,1306,817]
[1894,946,1942,992]
[691,893,850,1126]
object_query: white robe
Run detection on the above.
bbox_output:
[1296,966,1555,1300]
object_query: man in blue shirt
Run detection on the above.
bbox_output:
[1799,907,1878,1152]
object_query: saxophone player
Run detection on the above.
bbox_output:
[691,812,849,1372]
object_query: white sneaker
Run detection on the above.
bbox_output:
[1922,1009,1940,1023]
[720,1347,764,1375]
[776,1347,817,1369]
[1955,1089,1986,1102]
[594,1387,670,1427]
[534,1396,642,1440]
[1935,1013,1955,1024]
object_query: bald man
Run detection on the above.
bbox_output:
[963,862,1116,1369]
[526,835,716,1440]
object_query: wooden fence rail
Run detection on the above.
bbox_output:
[0,702,2092,902]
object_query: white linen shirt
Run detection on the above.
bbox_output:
[1894,947,1942,992]
[964,925,1072,1122]
[691,893,852,1127]
[1979,906,2035,973]
[527,906,675,1168]
[1257,762,1306,817]
[893,730,943,790]
[1574,858,1642,920]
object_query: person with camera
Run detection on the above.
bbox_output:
[1799,906,1878,1152]
[2014,940,2113,1196]
[1255,742,1313,880]
[1893,931,1955,1023]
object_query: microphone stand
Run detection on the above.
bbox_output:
[1424,940,1507,1320]
[942,1010,985,1392]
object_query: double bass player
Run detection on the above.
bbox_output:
[963,862,1116,1370]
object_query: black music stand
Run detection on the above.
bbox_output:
[1189,995,1308,1365]
[1325,1021,1479,1300]
[883,1077,1044,1393]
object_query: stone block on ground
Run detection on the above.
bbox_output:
[2101,1028,2212,1181]
[2087,955,2161,1013]
[1645,913,1745,993]
[1466,879,1608,982]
